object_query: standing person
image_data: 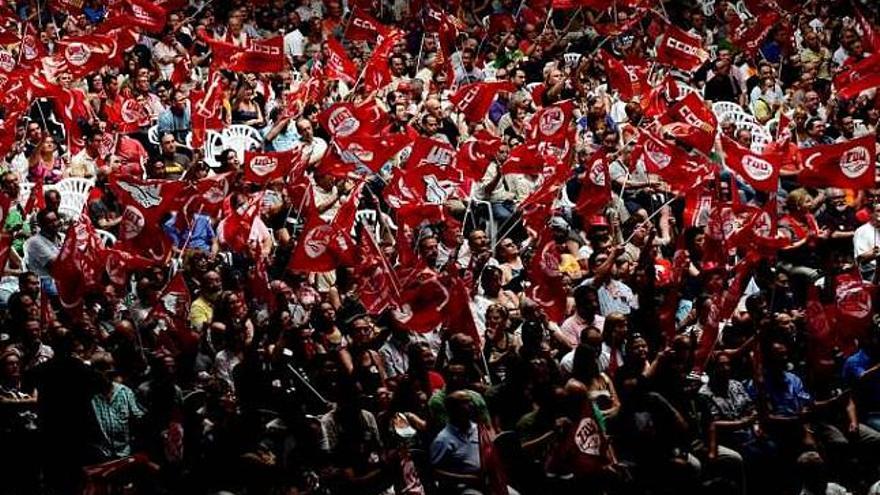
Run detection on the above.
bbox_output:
[855,203,880,281]
[29,328,98,494]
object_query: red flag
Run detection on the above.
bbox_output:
[406,137,457,169]
[831,272,875,351]
[575,151,611,217]
[798,136,876,190]
[855,4,880,53]
[287,214,356,272]
[24,178,45,215]
[833,52,880,92]
[152,272,192,334]
[729,12,779,56]
[393,266,450,332]
[107,92,151,134]
[458,133,502,180]
[183,173,232,219]
[527,100,574,146]
[109,175,187,260]
[596,50,640,101]
[323,132,411,174]
[101,248,157,286]
[805,286,836,370]
[363,30,404,92]
[221,193,264,254]
[642,75,681,118]
[170,54,192,85]
[450,81,516,123]
[720,136,782,192]
[323,37,358,84]
[694,255,754,371]
[51,217,105,309]
[443,271,482,343]
[356,231,402,314]
[593,8,647,36]
[346,7,391,41]
[207,36,285,73]
[317,102,381,138]
[103,0,167,33]
[243,150,299,184]
[19,24,48,66]
[662,92,717,153]
[656,23,709,72]
[383,173,445,227]
[49,0,85,13]
[51,34,120,79]
[526,235,568,323]
[190,72,227,148]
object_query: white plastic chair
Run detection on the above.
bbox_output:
[202,130,225,168]
[468,183,495,245]
[718,110,757,125]
[55,177,94,197]
[734,120,773,153]
[220,125,263,162]
[147,125,160,145]
[483,67,497,82]
[18,181,33,205]
[674,81,700,97]
[354,209,377,238]
[563,52,582,68]
[96,229,116,247]
[712,101,746,118]
[699,0,715,17]
[59,191,88,217]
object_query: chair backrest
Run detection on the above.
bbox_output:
[483,67,497,81]
[712,101,746,118]
[18,181,33,205]
[96,229,117,247]
[675,81,699,96]
[718,110,757,125]
[220,126,262,162]
[202,130,225,168]
[354,209,378,238]
[55,177,94,196]
[147,125,161,145]
[59,191,88,217]
[563,52,582,68]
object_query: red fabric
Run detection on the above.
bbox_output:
[720,136,782,192]
[575,151,611,217]
[222,193,264,254]
[527,100,574,146]
[393,266,450,332]
[363,30,404,92]
[287,210,356,273]
[24,178,45,215]
[206,36,285,73]
[831,272,875,349]
[444,271,482,344]
[661,92,717,155]
[101,248,157,286]
[457,133,502,180]
[526,234,568,323]
[323,37,358,84]
[356,230,402,314]
[152,272,192,336]
[729,11,779,56]
[52,34,120,80]
[855,4,880,53]
[406,137,457,169]
[798,136,876,190]
[102,0,167,33]
[108,175,186,260]
[450,81,516,123]
[243,150,300,184]
[51,217,105,310]
[346,7,391,41]
[107,92,151,133]
[322,132,412,175]
[655,22,709,72]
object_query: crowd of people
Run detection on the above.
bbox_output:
[3,0,880,494]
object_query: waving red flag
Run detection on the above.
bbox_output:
[19,24,48,66]
[831,272,875,350]
[575,151,611,217]
[596,50,643,101]
[207,36,285,73]
[357,231,402,314]
[317,101,384,138]
[363,30,404,92]
[51,217,105,310]
[243,150,299,184]
[101,248,157,286]
[720,136,782,192]
[323,37,358,84]
[103,0,167,33]
[450,81,516,123]
[393,266,450,332]
[346,7,391,41]
[527,100,574,146]
[406,137,457,169]
[52,34,120,79]
[24,178,45,215]
[287,211,356,273]
[656,23,709,72]
[729,12,779,56]
[458,133,503,180]
[444,271,482,344]
[526,235,568,323]
[834,52,880,91]
[798,136,876,190]
[322,132,412,175]
[107,92,151,134]
[183,173,232,219]
[152,272,192,335]
[502,141,552,175]
[109,175,187,260]
[855,4,880,53]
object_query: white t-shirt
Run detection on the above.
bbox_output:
[854,221,880,274]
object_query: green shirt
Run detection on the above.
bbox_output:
[428,389,491,427]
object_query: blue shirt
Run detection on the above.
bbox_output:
[163,213,215,253]
[746,371,812,417]
[262,120,300,152]
[430,421,481,474]
[157,107,192,144]
[843,349,880,412]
